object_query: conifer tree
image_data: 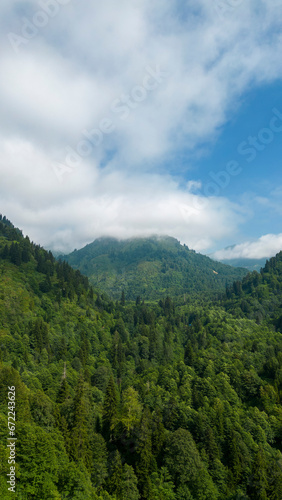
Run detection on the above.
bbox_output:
[248,448,268,500]
[227,430,242,487]
[120,290,125,306]
[136,408,156,499]
[107,450,123,499]
[120,387,143,435]
[2,244,9,259]
[267,456,282,500]
[91,433,108,490]
[121,464,140,500]
[10,242,22,265]
[152,407,166,463]
[56,378,69,404]
[70,376,92,469]
[184,340,195,366]
[102,375,118,441]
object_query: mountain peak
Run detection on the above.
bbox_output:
[61,235,247,300]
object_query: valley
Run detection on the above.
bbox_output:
[0,216,281,500]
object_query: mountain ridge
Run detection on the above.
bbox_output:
[60,235,248,300]
[1,215,282,498]
[217,257,267,272]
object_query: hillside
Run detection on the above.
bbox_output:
[218,257,267,272]
[0,217,282,499]
[223,251,282,331]
[60,236,248,300]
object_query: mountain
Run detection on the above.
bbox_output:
[223,251,282,330]
[1,216,282,499]
[209,243,269,271]
[215,257,267,272]
[60,235,248,300]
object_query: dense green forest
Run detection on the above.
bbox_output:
[223,253,282,329]
[60,236,248,300]
[0,216,282,499]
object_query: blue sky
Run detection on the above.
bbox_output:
[190,81,282,249]
[0,0,281,258]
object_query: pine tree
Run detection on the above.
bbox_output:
[120,290,125,306]
[268,456,282,500]
[111,332,125,379]
[30,318,49,353]
[227,430,242,487]
[21,237,31,263]
[136,408,156,499]
[70,376,92,469]
[248,448,268,500]
[2,244,9,259]
[121,464,140,500]
[91,433,108,490]
[120,387,143,435]
[152,408,165,462]
[184,340,195,366]
[107,450,123,499]
[164,396,178,431]
[102,375,118,441]
[10,242,22,265]
[56,378,69,404]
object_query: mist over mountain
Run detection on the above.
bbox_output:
[60,235,248,300]
[213,257,267,272]
[1,216,282,499]
[2,1,282,498]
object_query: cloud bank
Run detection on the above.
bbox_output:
[0,138,244,253]
[212,234,282,261]
[0,0,282,252]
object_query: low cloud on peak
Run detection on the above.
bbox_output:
[212,233,282,261]
[0,1,282,252]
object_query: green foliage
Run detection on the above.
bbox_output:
[106,450,123,498]
[121,464,140,500]
[151,467,175,499]
[0,218,281,499]
[102,375,118,441]
[61,235,247,300]
[120,387,143,434]
[224,251,282,334]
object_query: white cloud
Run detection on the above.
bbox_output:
[2,0,282,160]
[0,137,244,253]
[0,1,282,251]
[187,180,202,192]
[212,234,282,261]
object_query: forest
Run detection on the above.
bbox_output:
[0,215,281,499]
[60,235,247,300]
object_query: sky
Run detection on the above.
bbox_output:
[0,0,282,259]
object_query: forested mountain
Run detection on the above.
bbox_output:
[217,258,267,272]
[60,236,248,300]
[0,216,282,500]
[223,252,282,331]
